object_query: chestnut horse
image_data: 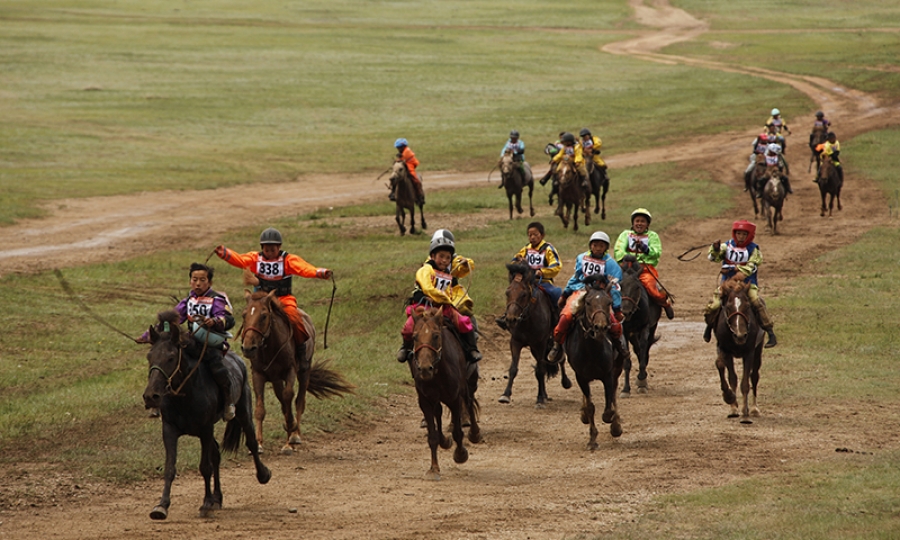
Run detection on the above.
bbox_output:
[389,161,427,235]
[712,278,764,423]
[240,290,354,454]
[563,278,624,449]
[143,311,271,520]
[555,160,588,231]
[761,168,786,234]
[498,149,535,220]
[816,154,843,217]
[410,306,482,480]
[618,257,661,395]
[498,261,572,406]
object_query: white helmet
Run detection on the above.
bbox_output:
[589,231,610,245]
[429,229,455,255]
[771,108,780,116]
[766,143,781,154]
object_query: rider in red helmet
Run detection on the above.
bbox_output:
[703,220,777,348]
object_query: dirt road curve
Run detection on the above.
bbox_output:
[3,2,900,538]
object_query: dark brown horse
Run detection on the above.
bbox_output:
[809,127,828,172]
[410,306,482,480]
[746,153,768,216]
[618,257,661,396]
[240,290,354,454]
[563,278,624,449]
[143,311,271,520]
[712,278,764,423]
[584,160,609,220]
[761,168,786,234]
[498,149,535,220]
[389,161,427,235]
[816,154,843,217]
[555,160,588,231]
[498,261,571,406]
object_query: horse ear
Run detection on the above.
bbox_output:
[149,325,159,343]
[244,289,252,301]
[266,289,278,301]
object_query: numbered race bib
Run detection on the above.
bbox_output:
[564,146,575,157]
[433,270,452,293]
[627,233,649,254]
[765,154,779,167]
[582,139,593,152]
[525,248,545,270]
[187,296,214,319]
[256,256,285,279]
[582,256,606,278]
[725,245,750,266]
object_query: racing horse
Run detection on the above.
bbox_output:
[240,290,355,454]
[410,305,482,480]
[618,256,661,396]
[498,261,572,406]
[143,311,271,520]
[761,167,786,234]
[498,148,535,220]
[563,277,624,449]
[555,160,588,231]
[746,153,768,217]
[816,153,843,217]
[388,160,427,235]
[712,277,764,423]
[584,160,609,220]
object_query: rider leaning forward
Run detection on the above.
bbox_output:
[389,138,425,205]
[579,128,609,184]
[495,221,563,330]
[547,231,629,364]
[703,220,777,348]
[215,227,332,362]
[548,132,589,215]
[815,132,843,185]
[139,262,238,420]
[397,229,483,366]
[498,130,529,189]
[613,208,675,320]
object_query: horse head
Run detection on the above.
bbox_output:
[556,159,578,186]
[721,277,752,345]
[143,311,188,409]
[617,262,644,322]
[389,160,407,187]
[581,277,612,340]
[499,149,515,175]
[503,260,536,328]
[240,289,280,360]
[411,306,444,381]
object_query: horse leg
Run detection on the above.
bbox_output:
[236,389,271,484]
[534,349,551,407]
[582,197,590,227]
[559,361,572,390]
[750,344,762,417]
[465,369,483,444]
[198,426,220,517]
[396,208,406,236]
[419,396,442,480]
[620,339,633,396]
[715,349,739,417]
[527,181,535,217]
[418,203,427,231]
[515,191,524,215]
[289,367,311,449]
[751,190,760,217]
[600,368,623,438]
[600,183,608,220]
[499,341,522,404]
[271,376,299,454]
[739,354,753,424]
[150,423,180,520]
[576,376,599,450]
[820,189,827,217]
[251,371,268,453]
[573,204,580,232]
[450,396,469,465]
[508,194,514,220]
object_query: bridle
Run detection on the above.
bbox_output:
[412,317,443,370]
[147,323,210,396]
[579,288,610,341]
[504,274,536,326]
[240,299,293,371]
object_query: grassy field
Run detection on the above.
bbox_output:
[673,0,900,30]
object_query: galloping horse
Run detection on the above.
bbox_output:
[498,149,535,220]
[410,306,482,480]
[498,261,572,406]
[143,311,271,520]
[555,160,588,231]
[584,160,609,220]
[618,257,661,395]
[816,154,843,217]
[240,290,354,454]
[809,127,828,172]
[761,167,786,234]
[712,278,764,423]
[746,154,768,217]
[564,278,624,449]
[389,161,427,235]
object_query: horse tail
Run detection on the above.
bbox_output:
[543,360,560,379]
[221,418,244,455]
[306,359,356,399]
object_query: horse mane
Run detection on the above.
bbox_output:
[583,274,608,289]
[506,261,533,283]
[619,255,642,275]
[721,276,748,296]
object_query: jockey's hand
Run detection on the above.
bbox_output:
[557,296,566,309]
[324,269,334,279]
[214,245,226,258]
[135,334,151,344]
[640,243,650,254]
[202,317,216,328]
[720,267,732,275]
[534,270,543,281]
[614,308,624,322]
[712,240,721,252]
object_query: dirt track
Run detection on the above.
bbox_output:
[3,1,900,538]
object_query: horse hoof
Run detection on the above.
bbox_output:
[587,441,599,451]
[727,412,740,419]
[561,377,572,390]
[610,423,623,438]
[601,211,606,220]
[468,431,483,444]
[289,434,302,445]
[637,386,648,394]
[453,447,469,464]
[199,506,214,518]
[740,418,753,425]
[498,395,511,404]
[420,418,427,429]
[257,466,272,484]
[425,471,441,481]
[580,412,590,425]
[620,391,631,398]
[150,506,168,520]
[280,446,294,455]
[751,409,760,417]
[530,209,535,217]
[534,402,546,410]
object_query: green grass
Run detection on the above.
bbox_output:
[673,0,900,30]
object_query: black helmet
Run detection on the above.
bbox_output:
[579,128,591,137]
[509,130,520,138]
[561,132,576,144]
[815,111,824,118]
[827,131,836,139]
[259,227,283,245]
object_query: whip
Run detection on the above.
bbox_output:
[54,268,141,343]
[675,243,711,262]
[323,274,337,349]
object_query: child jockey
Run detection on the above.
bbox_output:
[702,220,777,348]
[389,138,425,204]
[397,229,482,365]
[809,110,831,149]
[815,132,843,185]
[764,143,793,194]
[139,263,237,420]
[766,108,791,151]
[579,128,609,184]
[613,208,675,319]
[495,221,563,330]
[744,127,773,190]
[498,130,529,189]
[549,132,589,215]
[547,231,629,364]
[215,227,332,363]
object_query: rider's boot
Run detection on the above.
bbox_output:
[703,308,719,343]
[663,302,675,320]
[414,182,425,205]
[547,339,564,364]
[207,349,236,421]
[397,339,413,363]
[751,299,778,348]
[460,330,482,363]
[612,335,630,361]
[837,165,844,185]
[547,309,572,363]
[495,315,509,331]
[782,175,794,194]
[388,182,397,201]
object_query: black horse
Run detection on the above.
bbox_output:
[498,261,572,406]
[563,278,624,449]
[142,311,271,520]
[585,160,609,220]
[618,256,661,395]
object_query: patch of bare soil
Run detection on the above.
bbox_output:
[3,1,900,538]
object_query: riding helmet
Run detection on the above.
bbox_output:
[259,227,283,245]
[589,231,610,246]
[394,138,408,149]
[732,220,756,247]
[579,128,592,137]
[631,208,652,225]
[766,143,782,154]
[561,132,576,144]
[771,108,780,116]
[815,111,824,118]
[509,130,520,139]
[429,229,455,255]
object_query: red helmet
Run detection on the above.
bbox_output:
[732,220,756,247]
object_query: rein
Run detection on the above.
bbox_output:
[504,277,536,325]
[149,327,211,397]
[241,301,294,372]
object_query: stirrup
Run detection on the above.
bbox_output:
[703,325,713,343]
[495,316,509,330]
[663,304,674,320]
[547,342,563,364]
[397,347,411,363]
[224,404,236,421]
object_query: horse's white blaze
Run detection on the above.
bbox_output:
[734,297,742,311]
[251,307,256,316]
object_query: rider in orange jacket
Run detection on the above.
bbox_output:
[390,138,425,204]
